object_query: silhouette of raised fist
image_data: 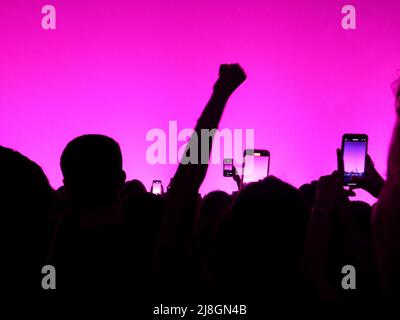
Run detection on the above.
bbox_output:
[214,64,247,96]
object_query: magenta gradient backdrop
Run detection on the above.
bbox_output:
[1,1,399,203]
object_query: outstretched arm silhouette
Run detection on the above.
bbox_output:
[154,64,246,275]
[303,171,347,300]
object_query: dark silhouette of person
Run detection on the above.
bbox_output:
[373,78,400,298]
[122,179,147,200]
[192,191,232,297]
[0,146,55,296]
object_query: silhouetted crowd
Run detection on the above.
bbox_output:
[1,64,400,316]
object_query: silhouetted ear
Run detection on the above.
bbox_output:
[336,148,344,174]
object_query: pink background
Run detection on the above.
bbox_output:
[1,1,399,202]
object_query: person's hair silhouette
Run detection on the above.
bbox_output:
[60,134,126,208]
[122,179,147,198]
[0,146,55,292]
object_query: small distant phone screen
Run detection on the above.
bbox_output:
[223,158,234,177]
[243,149,270,184]
[152,181,162,195]
[342,135,368,185]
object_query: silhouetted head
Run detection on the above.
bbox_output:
[298,180,318,214]
[231,176,307,258]
[122,179,147,198]
[396,78,400,111]
[61,135,126,207]
[340,200,372,240]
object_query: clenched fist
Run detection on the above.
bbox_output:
[214,64,247,96]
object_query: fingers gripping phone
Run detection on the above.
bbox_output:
[151,180,163,195]
[341,134,368,186]
[223,158,234,177]
[241,149,270,188]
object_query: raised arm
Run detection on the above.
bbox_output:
[156,64,246,253]
[372,80,400,295]
[303,171,346,300]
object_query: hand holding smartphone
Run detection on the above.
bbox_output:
[223,158,234,177]
[241,149,270,188]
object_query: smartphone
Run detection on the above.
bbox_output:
[151,180,163,195]
[341,134,368,186]
[241,149,270,187]
[223,158,234,177]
